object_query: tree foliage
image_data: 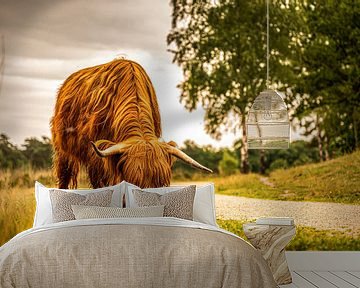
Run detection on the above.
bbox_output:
[0,134,52,170]
[172,140,223,179]
[0,134,27,169]
[263,140,319,172]
[22,137,52,170]
[218,149,239,176]
[290,1,360,155]
[169,0,359,166]
[168,0,301,172]
[171,138,319,179]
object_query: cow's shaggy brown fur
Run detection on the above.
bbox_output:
[51,59,173,189]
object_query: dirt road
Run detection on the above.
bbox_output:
[215,194,360,235]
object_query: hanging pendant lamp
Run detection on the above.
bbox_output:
[246,0,290,149]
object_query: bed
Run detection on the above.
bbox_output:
[0,182,277,288]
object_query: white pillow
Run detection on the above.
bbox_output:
[124,182,217,227]
[33,181,126,227]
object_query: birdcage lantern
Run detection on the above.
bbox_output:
[247,89,290,149]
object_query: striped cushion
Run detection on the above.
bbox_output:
[72,205,164,219]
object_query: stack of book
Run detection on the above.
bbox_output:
[255,217,294,226]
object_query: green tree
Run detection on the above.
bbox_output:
[168,0,300,173]
[22,136,53,170]
[0,134,27,169]
[269,158,288,171]
[293,1,360,155]
[265,140,318,172]
[244,140,319,173]
[172,140,222,179]
[218,149,239,176]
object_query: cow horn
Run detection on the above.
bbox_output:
[91,140,128,157]
[168,146,213,173]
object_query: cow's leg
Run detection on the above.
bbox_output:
[54,151,79,189]
[87,159,109,188]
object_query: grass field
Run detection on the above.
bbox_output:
[0,151,359,248]
[185,150,360,204]
[0,168,87,245]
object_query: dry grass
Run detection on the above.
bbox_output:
[0,168,89,246]
[0,187,35,245]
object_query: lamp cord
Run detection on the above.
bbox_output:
[266,0,269,89]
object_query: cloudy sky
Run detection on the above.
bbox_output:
[0,0,252,148]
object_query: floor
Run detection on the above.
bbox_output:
[279,252,360,288]
[280,271,360,288]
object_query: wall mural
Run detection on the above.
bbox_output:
[0,3,359,285]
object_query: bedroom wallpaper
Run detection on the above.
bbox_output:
[0,0,359,255]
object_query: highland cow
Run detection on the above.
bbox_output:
[51,59,211,189]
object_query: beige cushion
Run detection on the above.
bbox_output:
[132,185,196,220]
[71,205,165,219]
[124,182,217,226]
[49,189,113,222]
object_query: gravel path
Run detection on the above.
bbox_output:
[215,194,360,236]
